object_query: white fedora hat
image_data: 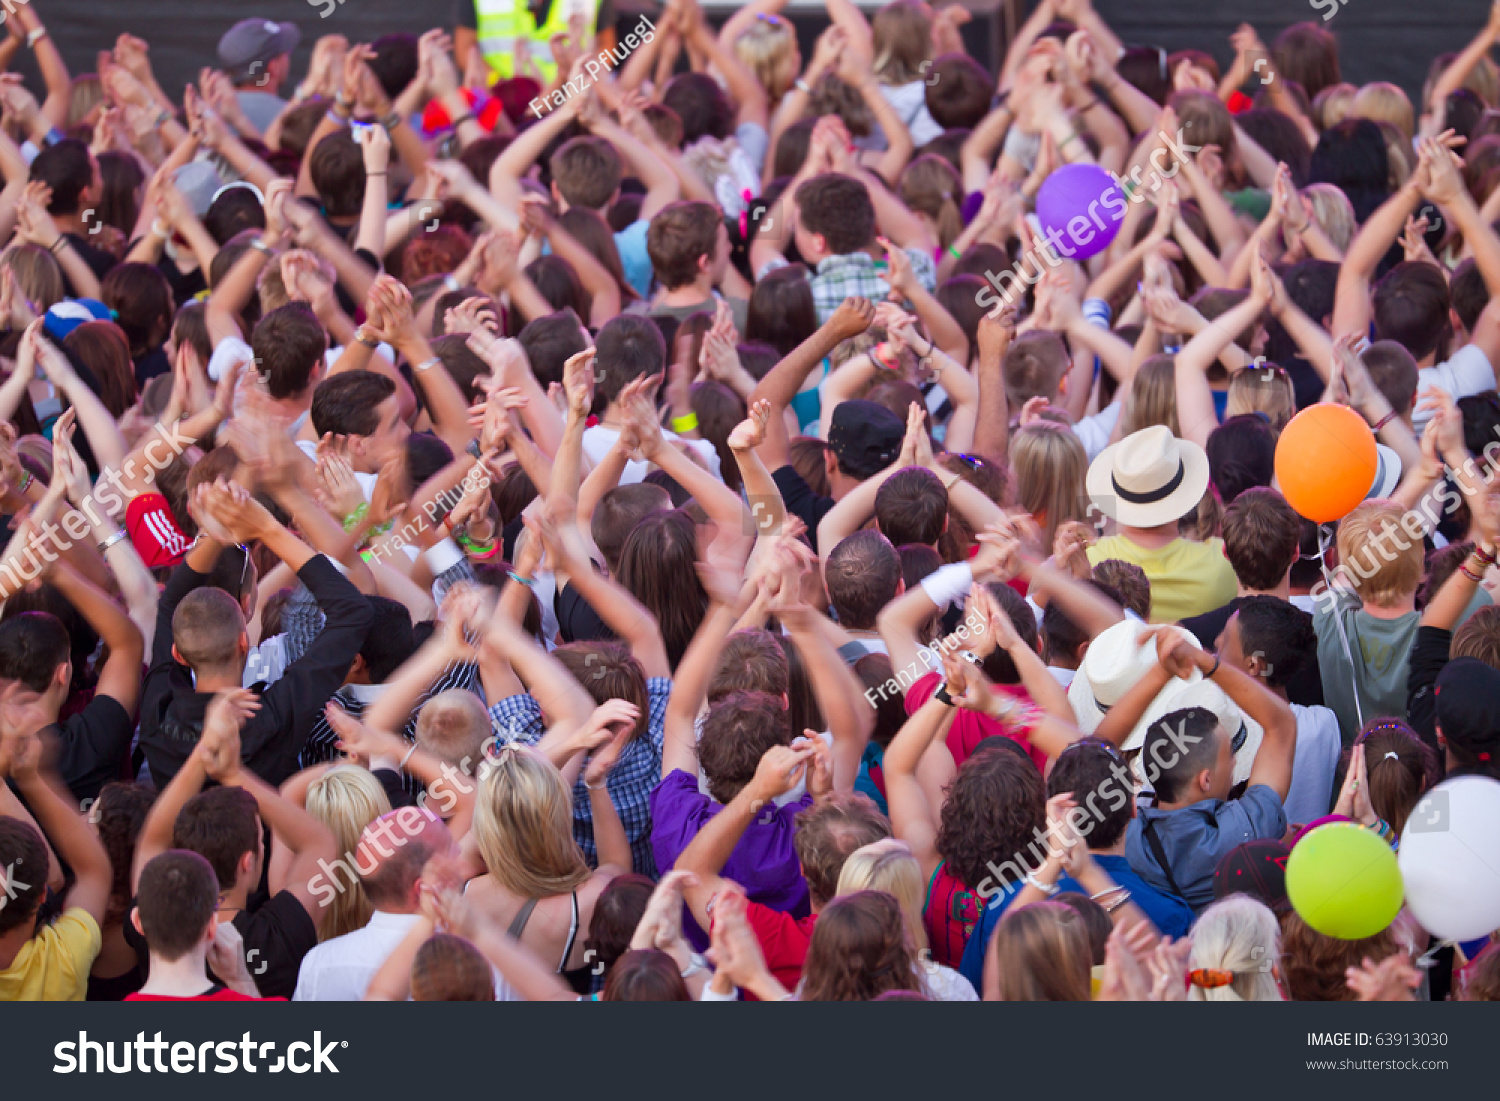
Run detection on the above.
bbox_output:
[1086,425,1211,529]
[1068,618,1202,747]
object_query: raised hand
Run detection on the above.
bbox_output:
[193,479,276,545]
[444,297,500,338]
[727,399,772,453]
[197,688,261,781]
[828,296,876,341]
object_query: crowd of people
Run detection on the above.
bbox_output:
[0,0,1498,1004]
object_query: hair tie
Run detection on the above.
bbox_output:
[1480,752,1492,762]
[1384,751,1399,761]
[1189,968,1235,989]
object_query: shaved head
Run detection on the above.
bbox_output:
[172,587,247,669]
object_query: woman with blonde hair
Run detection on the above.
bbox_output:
[899,155,965,255]
[1117,355,1181,440]
[1301,183,1356,253]
[728,11,801,109]
[1225,366,1296,437]
[835,839,978,1000]
[984,900,1093,1001]
[1352,82,1415,143]
[1,244,66,314]
[277,763,391,941]
[464,743,629,994]
[1187,894,1284,1001]
[1009,421,1089,552]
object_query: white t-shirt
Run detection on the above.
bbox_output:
[1411,344,1496,435]
[581,424,722,485]
[1072,401,1123,462]
[1284,702,1342,825]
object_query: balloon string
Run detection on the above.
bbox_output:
[1317,522,1365,731]
[1415,940,1454,969]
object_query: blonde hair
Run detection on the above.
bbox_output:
[899,156,964,252]
[1375,120,1412,189]
[1335,499,1424,606]
[835,839,929,954]
[1353,82,1415,143]
[472,745,591,899]
[733,16,798,104]
[1187,894,1283,1002]
[871,0,933,86]
[1313,82,1357,130]
[1225,369,1296,436]
[1119,355,1181,439]
[1,244,65,314]
[1009,422,1088,549]
[1302,183,1356,252]
[305,765,391,941]
[68,74,105,129]
[415,689,492,771]
[987,901,1093,1001]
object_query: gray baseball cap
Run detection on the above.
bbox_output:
[217,18,301,82]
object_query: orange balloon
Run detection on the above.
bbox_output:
[1274,403,1379,523]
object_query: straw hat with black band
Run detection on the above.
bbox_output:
[1086,425,1212,529]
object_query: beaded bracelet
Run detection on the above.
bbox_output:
[342,502,369,533]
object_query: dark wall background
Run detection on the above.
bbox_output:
[1091,0,1485,106]
[0,0,1487,108]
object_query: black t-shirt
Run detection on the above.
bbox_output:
[61,233,119,292]
[1179,598,1324,709]
[50,694,135,806]
[87,962,144,1002]
[453,0,477,29]
[133,345,170,388]
[555,579,615,644]
[1405,625,1449,754]
[772,465,836,554]
[124,888,318,1001]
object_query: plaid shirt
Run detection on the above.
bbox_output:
[760,249,938,324]
[488,677,672,876]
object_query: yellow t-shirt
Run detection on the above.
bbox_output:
[0,907,101,1002]
[1087,535,1238,624]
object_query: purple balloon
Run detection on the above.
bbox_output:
[1034,163,1127,261]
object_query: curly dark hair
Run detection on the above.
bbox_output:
[936,738,1045,891]
[800,891,923,1001]
[93,782,156,925]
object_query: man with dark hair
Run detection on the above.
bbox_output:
[1362,339,1420,420]
[294,808,457,1001]
[1179,487,1323,707]
[580,314,720,482]
[217,17,300,133]
[750,172,938,323]
[0,550,144,806]
[127,851,268,1000]
[925,54,994,130]
[27,139,115,288]
[138,483,372,791]
[1042,739,1194,936]
[646,200,747,333]
[1117,628,1298,911]
[134,689,339,999]
[1216,596,1338,824]
[519,309,590,389]
[0,710,112,1001]
[874,467,949,547]
[251,302,329,405]
[308,132,368,228]
[1332,140,1500,437]
[826,531,903,634]
[310,370,410,492]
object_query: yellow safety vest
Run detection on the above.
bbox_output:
[475,0,597,82]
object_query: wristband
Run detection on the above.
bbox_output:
[413,356,441,373]
[1025,872,1060,897]
[1475,544,1497,566]
[921,562,974,607]
[381,111,402,132]
[366,171,387,177]
[1103,890,1133,914]
[26,26,47,48]
[326,108,350,127]
[584,776,608,791]
[49,236,67,255]
[342,501,370,533]
[16,468,36,495]
[150,219,171,240]
[444,274,463,293]
[870,342,901,371]
[680,952,708,979]
[422,537,465,576]
[96,529,129,553]
[42,126,65,148]
[1461,563,1485,583]
[933,683,955,706]
[947,243,962,260]
[795,78,812,94]
[249,236,276,256]
[507,570,536,587]
[1205,654,1221,678]
[399,742,419,771]
[670,411,699,433]
[154,108,174,130]
[1371,409,1398,432]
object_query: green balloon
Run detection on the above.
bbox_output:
[1286,822,1404,940]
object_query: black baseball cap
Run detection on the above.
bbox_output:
[1213,839,1290,914]
[1436,658,1500,771]
[828,399,903,480]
